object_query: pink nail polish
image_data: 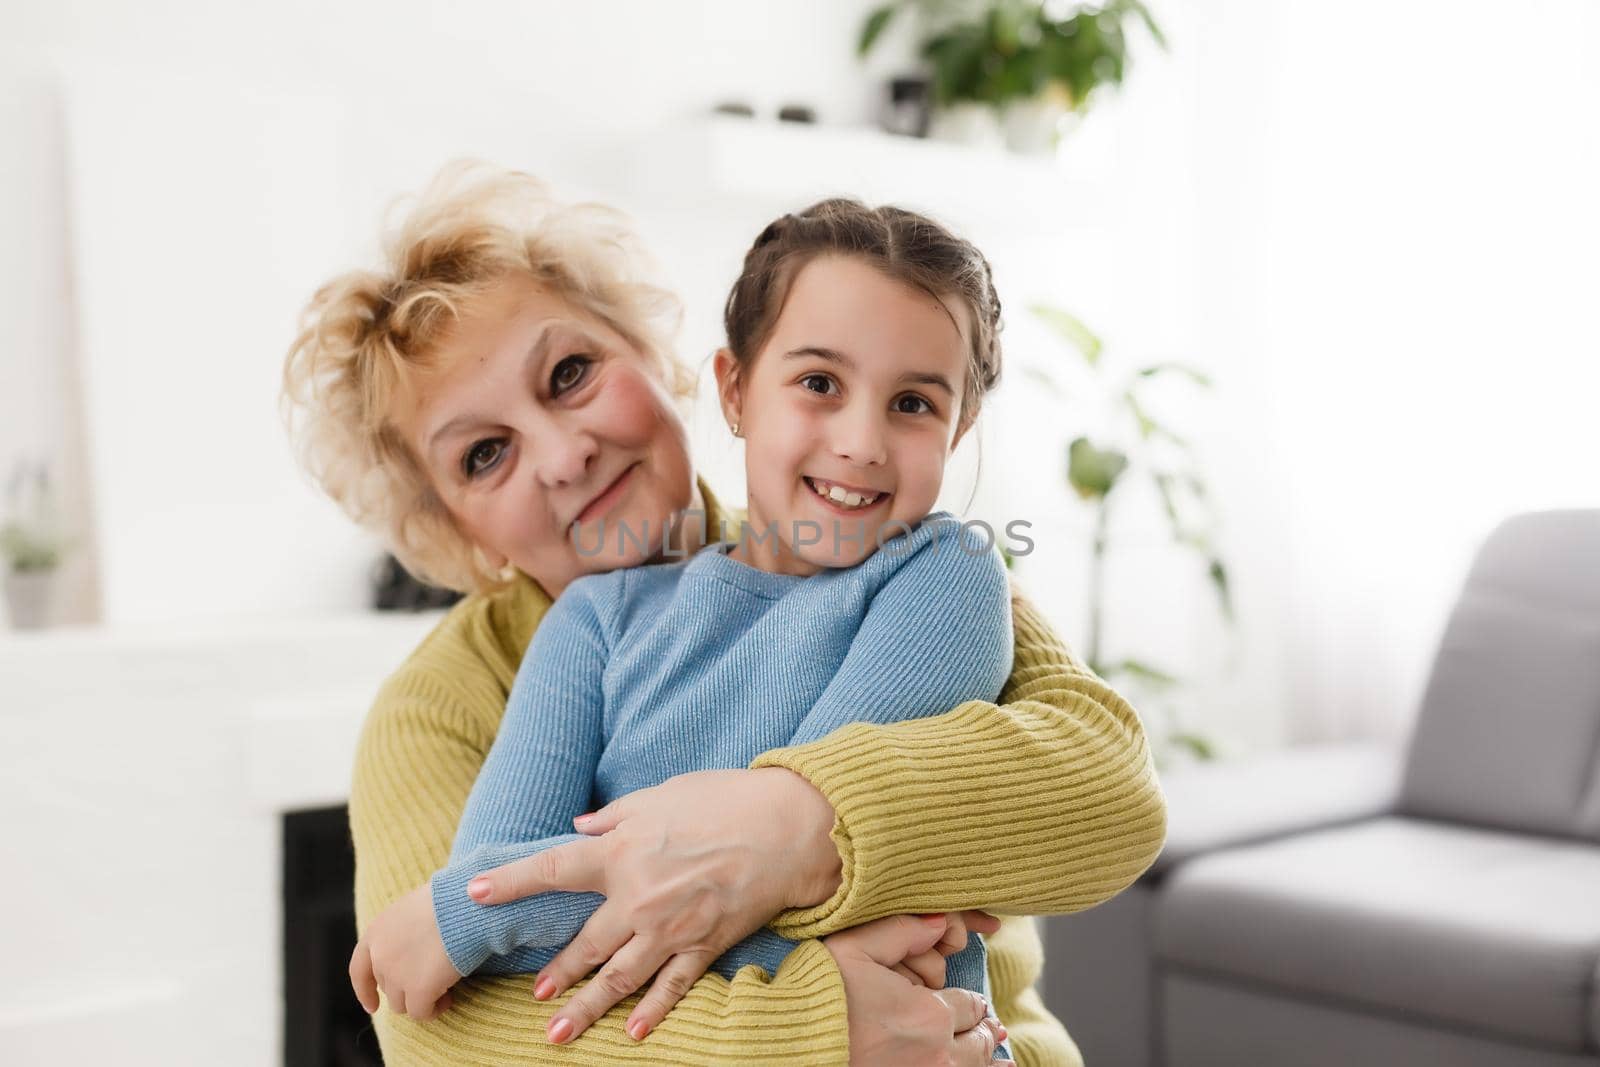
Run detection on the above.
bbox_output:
[533,976,555,1000]
[573,812,593,826]
[467,877,491,901]
[628,1018,649,1040]
[548,1017,574,1043]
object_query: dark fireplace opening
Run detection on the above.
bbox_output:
[283,806,383,1067]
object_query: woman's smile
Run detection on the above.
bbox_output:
[573,461,641,530]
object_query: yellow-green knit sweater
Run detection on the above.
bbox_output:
[351,484,1167,1065]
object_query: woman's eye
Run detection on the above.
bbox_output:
[551,354,592,395]
[894,394,933,415]
[462,439,506,478]
[799,373,838,395]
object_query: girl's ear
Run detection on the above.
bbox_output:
[713,348,744,435]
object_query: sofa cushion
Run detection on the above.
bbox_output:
[1398,509,1600,841]
[1155,816,1600,1052]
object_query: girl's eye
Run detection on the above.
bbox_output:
[462,439,506,478]
[799,373,838,395]
[894,394,933,415]
[551,354,593,395]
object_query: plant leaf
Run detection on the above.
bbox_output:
[1030,303,1103,367]
[1021,365,1071,401]
[1208,557,1235,622]
[1067,437,1127,500]
[1122,0,1170,50]
[1106,657,1180,688]
[1122,390,1155,439]
[1136,362,1212,387]
[857,3,898,57]
[1168,730,1218,761]
[1151,469,1182,531]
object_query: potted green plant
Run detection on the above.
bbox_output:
[2,461,70,629]
[1028,304,1230,766]
[859,0,1166,153]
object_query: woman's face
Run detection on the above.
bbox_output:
[397,275,696,597]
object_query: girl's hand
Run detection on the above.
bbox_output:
[825,913,1012,1066]
[886,908,998,989]
[348,882,460,1022]
[463,767,841,1043]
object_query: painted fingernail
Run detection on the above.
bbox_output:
[918,913,945,924]
[996,1024,1009,1041]
[573,813,593,826]
[628,1017,650,1040]
[548,1017,574,1043]
[467,877,491,901]
[533,976,556,1001]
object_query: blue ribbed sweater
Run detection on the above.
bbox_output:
[429,511,1013,1005]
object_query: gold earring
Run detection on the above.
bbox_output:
[731,421,741,438]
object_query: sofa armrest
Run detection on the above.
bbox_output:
[1150,741,1402,876]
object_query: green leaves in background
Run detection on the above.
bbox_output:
[858,4,899,57]
[1067,437,1128,500]
[858,1,1166,111]
[1030,302,1103,367]
[1030,303,1229,762]
[1,461,67,574]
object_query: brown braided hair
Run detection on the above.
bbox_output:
[722,199,1003,429]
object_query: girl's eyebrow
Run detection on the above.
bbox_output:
[785,345,854,367]
[785,346,955,396]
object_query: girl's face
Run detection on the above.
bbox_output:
[715,254,973,576]
[398,275,697,597]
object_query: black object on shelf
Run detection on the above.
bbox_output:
[283,806,381,1067]
[777,103,817,124]
[883,76,932,138]
[370,554,462,612]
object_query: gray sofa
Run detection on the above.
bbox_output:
[1042,509,1600,1066]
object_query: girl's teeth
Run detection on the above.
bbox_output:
[811,479,877,509]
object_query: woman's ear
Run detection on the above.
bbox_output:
[472,543,510,574]
[713,348,744,436]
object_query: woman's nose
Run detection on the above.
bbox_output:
[527,419,599,488]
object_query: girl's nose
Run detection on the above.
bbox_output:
[831,405,888,467]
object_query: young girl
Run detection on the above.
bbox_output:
[353,198,1014,1053]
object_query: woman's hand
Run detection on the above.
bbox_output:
[826,912,1011,1066]
[348,882,459,1022]
[463,767,840,1043]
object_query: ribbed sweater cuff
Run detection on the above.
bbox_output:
[431,850,605,976]
[684,939,851,1063]
[374,938,852,1065]
[753,700,1052,937]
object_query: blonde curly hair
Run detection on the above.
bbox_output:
[281,162,693,594]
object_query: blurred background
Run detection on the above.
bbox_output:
[2,1,1597,1064]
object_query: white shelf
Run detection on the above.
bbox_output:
[647,116,1114,236]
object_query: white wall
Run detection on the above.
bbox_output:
[1,0,895,624]
[1188,0,1600,740]
[5,0,1598,748]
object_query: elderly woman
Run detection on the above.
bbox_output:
[282,163,1165,1066]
